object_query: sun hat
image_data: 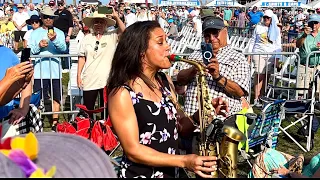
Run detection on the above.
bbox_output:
[83,11,116,27]
[263,9,274,18]
[0,132,117,178]
[26,15,42,25]
[140,4,147,8]
[17,3,24,8]
[202,16,225,32]
[308,14,320,23]
[41,6,58,16]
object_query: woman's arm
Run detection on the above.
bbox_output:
[108,87,217,177]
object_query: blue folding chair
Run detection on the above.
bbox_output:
[240,99,286,167]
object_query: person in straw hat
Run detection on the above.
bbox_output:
[28,6,67,131]
[77,7,125,119]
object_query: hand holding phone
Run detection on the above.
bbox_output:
[21,48,31,63]
[98,6,113,14]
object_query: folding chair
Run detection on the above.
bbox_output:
[263,69,320,152]
[239,99,286,167]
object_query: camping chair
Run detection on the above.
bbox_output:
[239,99,286,167]
[262,68,320,152]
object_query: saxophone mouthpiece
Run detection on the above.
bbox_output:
[167,54,181,62]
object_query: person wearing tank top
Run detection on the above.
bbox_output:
[107,21,229,178]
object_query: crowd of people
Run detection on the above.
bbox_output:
[0,0,320,178]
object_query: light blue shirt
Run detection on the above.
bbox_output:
[28,27,66,79]
[28,10,39,17]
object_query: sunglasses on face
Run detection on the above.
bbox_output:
[58,4,64,6]
[263,16,271,19]
[204,28,223,38]
[31,21,40,24]
[43,15,55,19]
[18,7,23,9]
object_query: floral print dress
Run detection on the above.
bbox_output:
[119,73,179,178]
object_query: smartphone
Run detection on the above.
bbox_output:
[201,42,213,65]
[98,6,113,14]
[48,26,54,34]
[21,48,31,62]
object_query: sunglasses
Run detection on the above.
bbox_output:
[31,20,40,24]
[263,16,271,19]
[58,4,64,6]
[94,41,99,51]
[204,28,224,38]
[43,15,55,19]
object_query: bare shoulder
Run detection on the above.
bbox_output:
[108,86,132,105]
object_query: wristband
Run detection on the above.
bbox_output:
[214,74,223,82]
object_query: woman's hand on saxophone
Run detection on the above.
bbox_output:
[184,154,218,178]
[212,97,229,117]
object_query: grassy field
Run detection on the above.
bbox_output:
[41,73,320,178]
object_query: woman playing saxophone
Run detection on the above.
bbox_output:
[107,21,229,178]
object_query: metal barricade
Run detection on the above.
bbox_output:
[243,52,300,102]
[17,54,81,122]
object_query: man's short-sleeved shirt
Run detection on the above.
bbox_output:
[181,45,250,116]
[53,8,73,34]
[298,32,320,66]
[0,45,20,119]
[248,11,263,25]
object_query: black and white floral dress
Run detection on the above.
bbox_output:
[119,73,179,178]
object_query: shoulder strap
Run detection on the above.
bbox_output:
[122,84,134,92]
[157,72,174,92]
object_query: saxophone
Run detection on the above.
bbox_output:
[168,54,246,178]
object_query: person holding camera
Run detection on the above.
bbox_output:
[77,7,125,119]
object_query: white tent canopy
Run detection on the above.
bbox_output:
[308,0,320,8]
[248,0,310,8]
[206,0,244,7]
[123,0,153,3]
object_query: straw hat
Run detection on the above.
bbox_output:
[41,6,58,16]
[83,11,116,27]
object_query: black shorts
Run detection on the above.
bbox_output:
[14,31,26,42]
[33,79,62,104]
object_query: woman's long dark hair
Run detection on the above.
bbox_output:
[107,21,161,95]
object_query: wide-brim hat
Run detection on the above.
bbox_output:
[26,15,42,25]
[17,3,24,8]
[0,133,117,178]
[83,11,116,27]
[40,6,58,16]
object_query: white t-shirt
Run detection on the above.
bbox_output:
[23,29,33,45]
[125,13,137,27]
[78,30,118,91]
[137,12,152,22]
[158,17,167,29]
[295,13,305,27]
[193,17,202,38]
[12,12,29,31]
[248,24,282,54]
[0,10,4,18]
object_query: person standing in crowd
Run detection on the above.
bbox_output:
[28,7,67,131]
[23,15,42,48]
[70,15,82,39]
[167,19,178,40]
[158,12,168,30]
[237,9,247,28]
[223,6,232,24]
[192,15,202,38]
[107,20,229,178]
[0,39,33,125]
[77,9,125,119]
[295,8,306,29]
[48,0,56,11]
[137,4,151,22]
[12,3,29,53]
[124,6,136,27]
[177,16,250,117]
[53,0,73,72]
[27,3,38,17]
[247,6,263,27]
[248,9,282,107]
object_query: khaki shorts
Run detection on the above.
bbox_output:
[296,64,320,95]
[252,55,275,74]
